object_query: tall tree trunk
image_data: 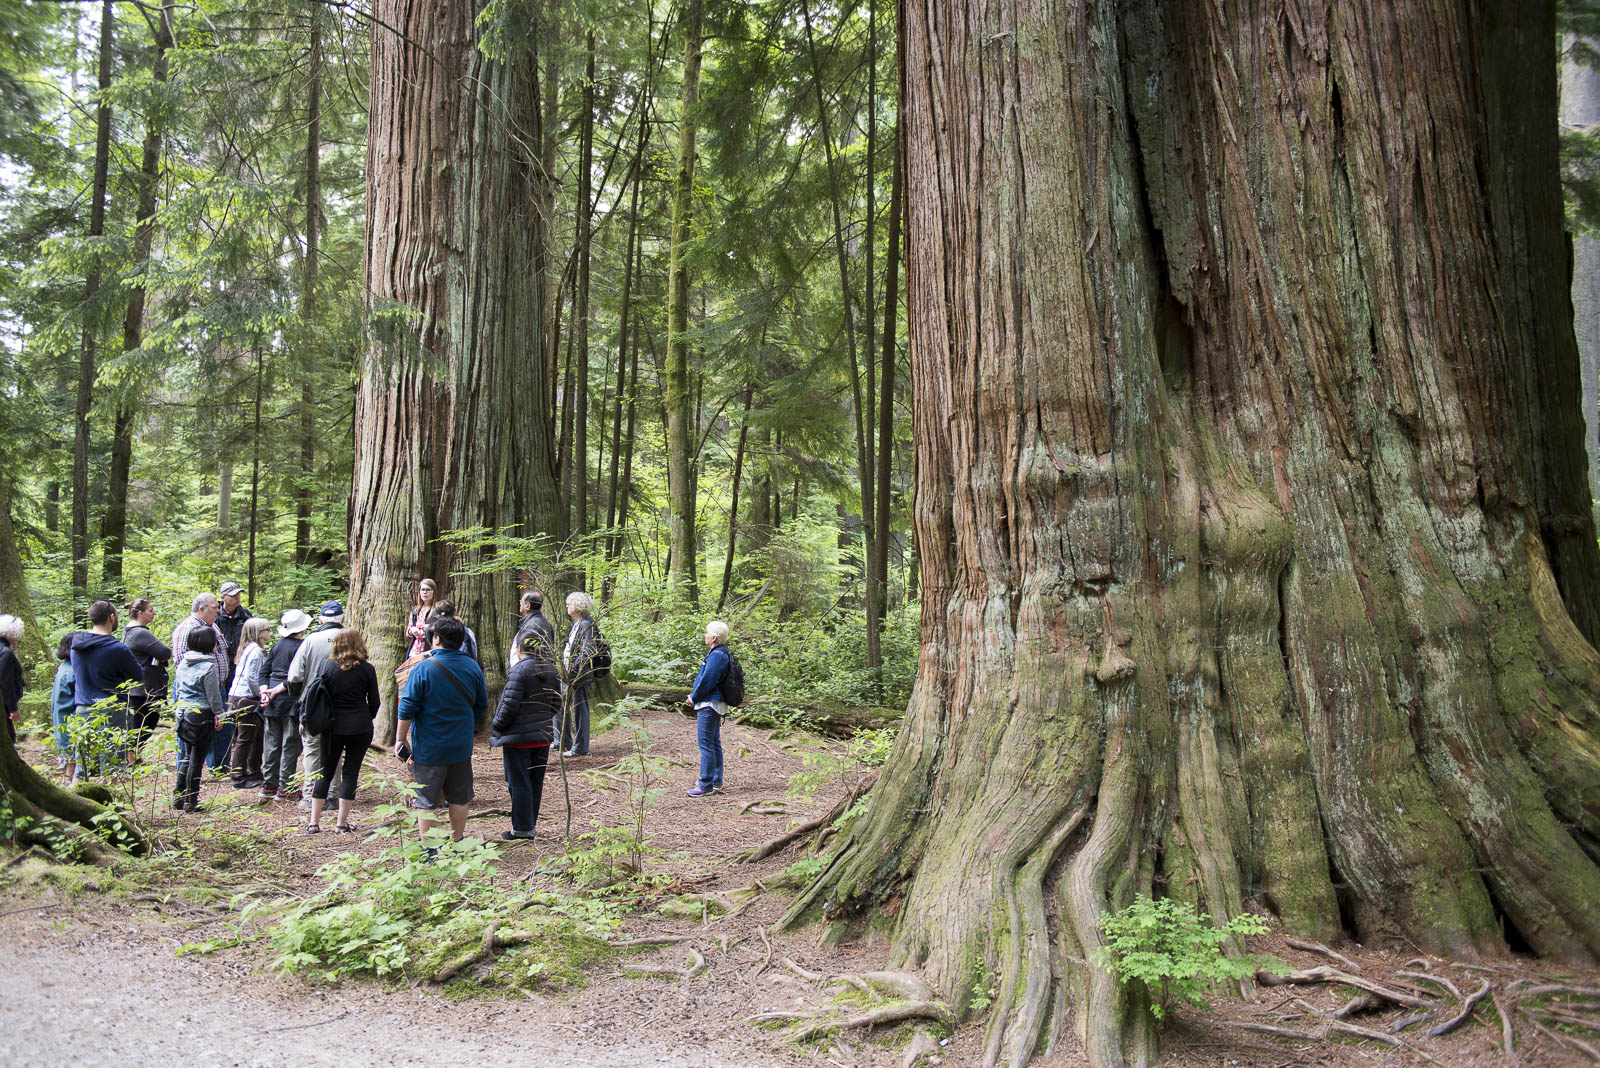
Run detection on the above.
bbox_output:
[604,240,643,602]
[573,31,596,543]
[538,28,561,433]
[216,462,231,528]
[719,388,753,612]
[606,134,644,546]
[350,0,560,741]
[664,0,704,603]
[0,466,46,664]
[557,264,576,539]
[104,1,174,596]
[295,4,322,564]
[747,421,772,552]
[785,3,1600,1065]
[247,337,264,603]
[872,20,903,624]
[71,0,114,617]
[801,0,879,670]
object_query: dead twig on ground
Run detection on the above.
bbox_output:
[735,775,877,864]
[753,925,773,977]
[1396,970,1461,1001]
[621,946,706,980]
[1257,965,1436,1009]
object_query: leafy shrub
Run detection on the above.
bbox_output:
[1095,896,1285,1019]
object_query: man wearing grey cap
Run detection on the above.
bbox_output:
[288,601,346,813]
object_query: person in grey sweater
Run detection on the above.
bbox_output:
[172,628,225,812]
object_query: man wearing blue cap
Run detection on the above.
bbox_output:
[287,601,346,813]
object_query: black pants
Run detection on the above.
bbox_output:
[174,713,215,806]
[229,698,264,786]
[313,731,372,801]
[502,746,549,835]
[128,693,161,749]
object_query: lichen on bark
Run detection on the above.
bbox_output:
[782,2,1600,1065]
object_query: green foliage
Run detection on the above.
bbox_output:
[269,838,619,989]
[0,793,87,862]
[1095,896,1285,1019]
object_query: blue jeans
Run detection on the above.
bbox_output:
[207,719,233,770]
[502,746,549,835]
[562,684,591,754]
[695,706,723,789]
[51,705,70,756]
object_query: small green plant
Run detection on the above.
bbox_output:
[969,955,999,1014]
[1095,896,1285,1019]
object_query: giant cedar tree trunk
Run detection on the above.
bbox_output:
[785,3,1600,1065]
[349,0,559,738]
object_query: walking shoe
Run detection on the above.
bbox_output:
[183,802,200,814]
[499,830,535,841]
[276,790,302,802]
[257,790,275,804]
[298,797,313,814]
[686,786,710,797]
[171,797,184,811]
[711,784,725,794]
[561,748,579,758]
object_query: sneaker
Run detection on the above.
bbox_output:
[686,786,710,798]
[183,802,200,814]
[499,830,535,841]
[561,748,579,758]
[257,790,275,804]
[54,757,67,771]
[171,797,184,811]
[298,797,313,814]
[276,790,302,802]
[711,784,725,794]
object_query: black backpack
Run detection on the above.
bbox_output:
[589,627,612,680]
[298,666,335,734]
[720,649,745,707]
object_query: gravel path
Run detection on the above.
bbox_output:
[0,906,784,1068]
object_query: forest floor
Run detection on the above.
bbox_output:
[0,705,1593,1067]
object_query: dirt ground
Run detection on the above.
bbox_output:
[0,705,1592,1067]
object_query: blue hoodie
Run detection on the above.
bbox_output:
[69,631,143,709]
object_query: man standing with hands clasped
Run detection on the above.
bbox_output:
[684,620,733,798]
[395,616,487,846]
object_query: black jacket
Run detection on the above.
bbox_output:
[215,605,252,683]
[259,635,303,718]
[123,624,172,699]
[318,659,380,736]
[515,610,556,657]
[0,638,22,717]
[491,655,559,747]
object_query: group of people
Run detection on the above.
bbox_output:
[0,579,742,843]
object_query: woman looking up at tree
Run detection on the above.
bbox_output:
[405,578,437,659]
[561,592,598,758]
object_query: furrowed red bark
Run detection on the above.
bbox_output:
[349,0,560,739]
[785,2,1600,1066]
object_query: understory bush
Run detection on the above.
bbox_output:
[1095,896,1285,1019]
[268,838,620,990]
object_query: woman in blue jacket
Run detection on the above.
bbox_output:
[684,621,731,797]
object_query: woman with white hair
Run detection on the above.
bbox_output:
[560,591,598,757]
[0,614,23,743]
[684,620,732,797]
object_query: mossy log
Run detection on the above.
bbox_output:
[616,682,901,739]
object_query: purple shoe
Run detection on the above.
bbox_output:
[686,786,710,797]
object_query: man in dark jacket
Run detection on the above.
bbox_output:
[491,631,560,840]
[215,582,252,689]
[512,590,556,662]
[69,601,144,778]
[257,609,310,801]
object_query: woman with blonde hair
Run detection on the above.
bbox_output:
[227,616,272,790]
[307,628,380,834]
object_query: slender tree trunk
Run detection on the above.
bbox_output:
[71,1,114,617]
[787,3,1600,1065]
[607,144,643,542]
[665,0,704,603]
[247,338,264,602]
[103,1,174,596]
[719,388,753,612]
[295,4,322,564]
[862,0,879,628]
[557,263,576,539]
[539,29,561,431]
[0,466,46,663]
[216,462,231,528]
[604,241,643,601]
[350,0,560,740]
[801,0,879,670]
[872,20,903,624]
[573,32,596,543]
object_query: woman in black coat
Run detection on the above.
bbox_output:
[308,628,380,834]
[123,598,172,752]
[492,632,560,840]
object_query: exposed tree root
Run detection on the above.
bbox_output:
[429,920,535,984]
[1424,978,1491,1038]
[1257,965,1435,1009]
[740,799,792,815]
[621,946,705,980]
[606,934,691,947]
[782,957,825,982]
[734,775,877,864]
[1395,969,1461,1000]
[1285,938,1361,972]
[785,1001,956,1044]
[753,925,773,977]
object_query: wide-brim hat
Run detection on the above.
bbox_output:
[278,609,312,637]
